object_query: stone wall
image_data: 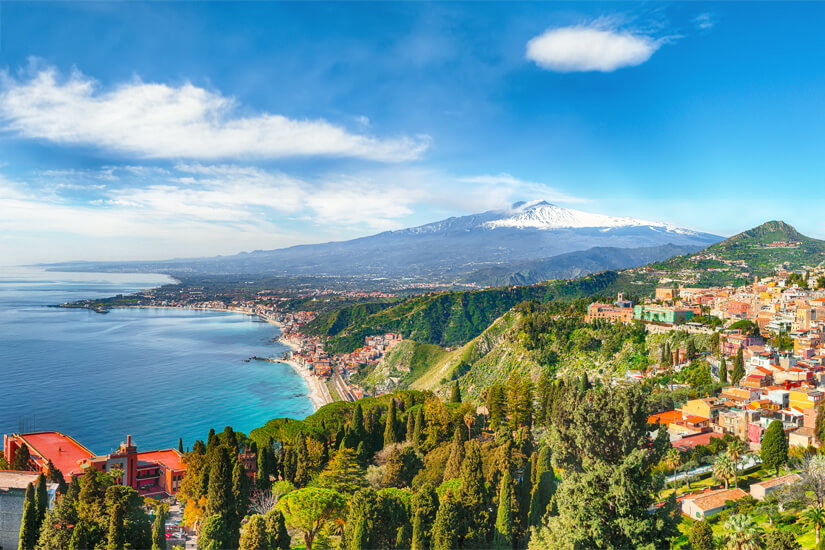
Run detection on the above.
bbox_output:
[0,488,26,550]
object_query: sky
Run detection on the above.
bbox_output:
[1,1,825,264]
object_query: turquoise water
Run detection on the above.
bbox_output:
[0,268,314,454]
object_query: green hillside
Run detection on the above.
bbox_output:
[644,221,825,286]
[304,270,648,353]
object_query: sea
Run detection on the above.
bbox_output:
[0,267,314,455]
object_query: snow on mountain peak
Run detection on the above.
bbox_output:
[485,201,693,233]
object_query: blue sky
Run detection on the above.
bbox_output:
[1,2,825,263]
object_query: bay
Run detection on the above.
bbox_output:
[0,267,314,454]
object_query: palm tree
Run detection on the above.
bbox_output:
[727,438,746,488]
[804,505,825,546]
[723,514,763,550]
[665,448,682,493]
[714,454,736,490]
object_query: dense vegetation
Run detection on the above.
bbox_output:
[304,271,647,354]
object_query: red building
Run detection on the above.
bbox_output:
[3,432,186,498]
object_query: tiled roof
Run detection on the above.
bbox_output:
[685,488,748,511]
[751,474,801,490]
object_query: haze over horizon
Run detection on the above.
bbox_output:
[2,2,825,264]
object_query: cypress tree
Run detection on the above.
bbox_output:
[192,439,207,455]
[68,522,89,550]
[239,514,268,550]
[450,381,461,403]
[383,446,404,488]
[34,473,48,534]
[178,438,184,453]
[45,460,68,496]
[413,408,425,449]
[199,514,228,550]
[257,443,271,489]
[351,403,365,440]
[406,412,415,442]
[443,427,465,481]
[459,441,487,545]
[528,446,556,527]
[411,484,438,550]
[223,426,239,455]
[411,510,426,550]
[384,399,399,447]
[686,339,696,360]
[151,506,167,550]
[233,460,250,521]
[206,428,218,453]
[206,445,236,546]
[431,492,460,550]
[719,356,728,384]
[732,348,745,385]
[106,503,125,550]
[18,483,37,550]
[494,470,514,549]
[294,436,310,487]
[264,508,291,550]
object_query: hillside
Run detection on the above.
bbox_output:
[643,220,825,286]
[304,270,648,353]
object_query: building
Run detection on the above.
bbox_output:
[788,389,823,412]
[681,488,748,519]
[585,301,634,323]
[3,432,187,498]
[750,474,801,500]
[634,305,694,324]
[789,427,817,448]
[0,471,58,550]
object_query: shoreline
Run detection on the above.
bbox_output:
[108,304,335,411]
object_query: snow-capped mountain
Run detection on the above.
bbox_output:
[50,201,722,284]
[485,201,693,233]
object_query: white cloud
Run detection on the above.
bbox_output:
[693,13,715,31]
[0,66,430,162]
[458,173,588,205]
[526,24,660,72]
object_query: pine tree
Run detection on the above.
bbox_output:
[151,506,167,550]
[732,348,745,385]
[536,372,551,426]
[487,384,506,429]
[315,447,366,495]
[18,483,38,550]
[528,446,556,527]
[443,427,465,482]
[450,381,461,403]
[11,444,31,471]
[431,492,460,550]
[413,408,425,449]
[34,473,48,534]
[494,470,514,549]
[719,356,728,384]
[761,419,789,476]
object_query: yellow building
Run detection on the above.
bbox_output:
[681,398,722,421]
[788,389,823,412]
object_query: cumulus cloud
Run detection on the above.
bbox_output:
[526,24,660,72]
[0,66,430,162]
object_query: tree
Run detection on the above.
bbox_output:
[277,487,346,550]
[233,460,251,521]
[494,470,514,549]
[206,445,236,547]
[264,508,291,550]
[713,454,736,490]
[459,441,488,545]
[315,447,366,495]
[728,438,746,488]
[407,412,416,442]
[239,514,269,550]
[665,448,682,493]
[723,514,763,550]
[107,502,125,550]
[11,445,31,471]
[198,514,228,550]
[443,427,465,482]
[804,506,825,546]
[762,420,789,477]
[413,408,425,449]
[450,381,461,403]
[384,400,399,447]
[151,505,167,550]
[528,445,556,527]
[528,385,679,549]
[179,437,184,453]
[688,519,714,550]
[18,483,37,550]
[34,473,48,534]
[720,356,728,384]
[764,529,800,550]
[686,339,696,360]
[411,484,438,550]
[431,492,460,550]
[732,348,745,385]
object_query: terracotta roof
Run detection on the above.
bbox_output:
[648,410,683,425]
[750,474,801,490]
[684,488,748,511]
[136,449,185,471]
[18,432,95,479]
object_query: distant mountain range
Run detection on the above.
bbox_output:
[46,201,722,285]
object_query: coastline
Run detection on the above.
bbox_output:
[113,305,335,412]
